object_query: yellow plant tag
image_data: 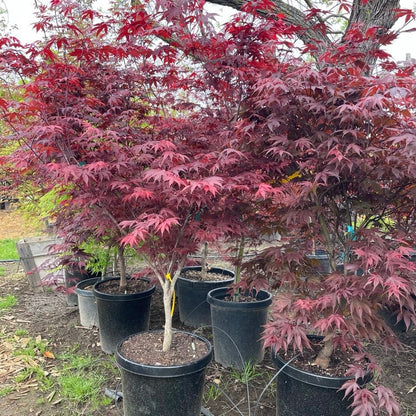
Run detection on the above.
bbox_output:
[281,170,302,183]
[165,273,175,317]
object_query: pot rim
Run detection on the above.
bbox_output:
[93,277,155,301]
[207,287,273,309]
[75,277,101,294]
[116,329,213,378]
[272,339,372,389]
[179,266,235,283]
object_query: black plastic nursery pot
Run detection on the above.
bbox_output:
[207,287,272,369]
[116,330,213,416]
[75,277,100,328]
[272,350,371,416]
[177,266,234,328]
[93,277,155,354]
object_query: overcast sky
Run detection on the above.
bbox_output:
[3,0,416,61]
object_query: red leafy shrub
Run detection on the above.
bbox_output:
[235,34,416,416]
[1,0,268,351]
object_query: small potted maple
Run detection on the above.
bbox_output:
[235,27,416,416]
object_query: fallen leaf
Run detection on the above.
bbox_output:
[43,351,55,359]
[408,385,416,394]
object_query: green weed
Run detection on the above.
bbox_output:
[0,239,18,260]
[6,334,117,413]
[203,380,224,402]
[60,373,111,406]
[14,328,29,336]
[230,361,263,383]
[0,386,14,398]
[57,350,117,410]
[13,336,48,357]
[0,266,4,276]
[0,294,17,312]
[14,362,53,390]
[36,397,46,405]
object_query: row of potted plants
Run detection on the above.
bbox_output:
[3,1,416,415]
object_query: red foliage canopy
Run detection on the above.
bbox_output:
[1,0,416,414]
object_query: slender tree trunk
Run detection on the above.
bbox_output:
[201,241,209,279]
[313,336,334,369]
[162,278,174,351]
[235,235,245,283]
[118,245,127,292]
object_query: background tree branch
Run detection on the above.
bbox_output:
[206,0,401,51]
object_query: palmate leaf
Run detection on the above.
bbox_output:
[123,187,154,201]
[375,386,400,416]
[143,169,187,187]
[350,389,377,416]
[155,216,180,235]
[183,176,224,196]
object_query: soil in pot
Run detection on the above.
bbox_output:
[116,330,212,416]
[273,337,371,416]
[119,330,209,365]
[93,277,155,354]
[207,287,272,369]
[177,266,234,328]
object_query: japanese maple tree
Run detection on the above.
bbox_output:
[1,0,260,352]
[231,18,416,416]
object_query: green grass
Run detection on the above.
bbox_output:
[203,380,224,402]
[0,239,18,260]
[0,266,5,277]
[0,386,15,398]
[57,349,116,410]
[0,294,17,313]
[2,332,118,413]
[230,361,263,383]
[60,373,110,404]
[14,328,29,337]
[13,336,48,357]
[14,363,53,390]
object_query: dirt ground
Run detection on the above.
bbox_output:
[0,261,278,416]
[0,207,416,415]
[0,208,44,240]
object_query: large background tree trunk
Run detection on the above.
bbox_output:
[206,0,401,52]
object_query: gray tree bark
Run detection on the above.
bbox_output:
[206,0,401,49]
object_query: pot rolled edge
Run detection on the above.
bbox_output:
[116,330,213,378]
[272,347,372,390]
[93,277,156,301]
[207,287,273,310]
